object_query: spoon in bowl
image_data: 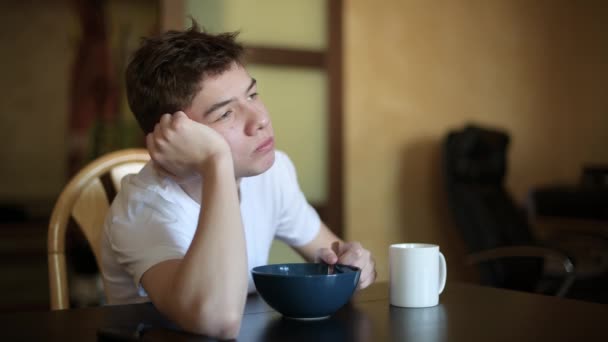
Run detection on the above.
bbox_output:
[327,241,341,275]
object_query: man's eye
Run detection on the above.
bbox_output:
[247,92,258,100]
[217,111,232,121]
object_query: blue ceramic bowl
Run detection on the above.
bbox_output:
[251,263,361,320]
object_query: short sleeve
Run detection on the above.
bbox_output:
[273,152,321,247]
[105,187,195,289]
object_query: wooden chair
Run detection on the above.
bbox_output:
[47,148,150,310]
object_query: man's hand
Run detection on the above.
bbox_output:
[317,241,377,290]
[142,111,247,339]
[146,111,231,181]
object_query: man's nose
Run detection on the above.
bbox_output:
[245,106,270,135]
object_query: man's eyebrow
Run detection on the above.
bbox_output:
[247,78,257,92]
[204,98,234,116]
[203,78,257,116]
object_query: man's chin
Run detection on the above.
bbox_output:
[238,152,276,178]
[256,151,276,174]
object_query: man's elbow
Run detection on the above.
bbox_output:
[212,312,242,340]
[182,306,242,339]
[203,310,242,340]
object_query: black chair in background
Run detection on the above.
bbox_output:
[581,165,608,189]
[527,173,608,302]
[442,124,575,296]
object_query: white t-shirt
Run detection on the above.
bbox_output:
[101,151,320,304]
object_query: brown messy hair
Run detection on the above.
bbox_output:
[126,21,244,134]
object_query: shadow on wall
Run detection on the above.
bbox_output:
[398,137,478,283]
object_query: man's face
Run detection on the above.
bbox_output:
[185,63,275,178]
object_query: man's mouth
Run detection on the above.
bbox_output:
[255,137,275,153]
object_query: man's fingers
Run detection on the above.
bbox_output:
[337,242,362,257]
[145,133,154,152]
[147,132,177,179]
[171,111,188,129]
[330,241,376,290]
[174,110,187,119]
[357,259,377,289]
[338,246,369,268]
[146,133,161,161]
[159,113,172,129]
[358,272,375,290]
[316,248,338,264]
[152,121,166,143]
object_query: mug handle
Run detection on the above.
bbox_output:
[438,252,447,294]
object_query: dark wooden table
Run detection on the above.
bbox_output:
[1,282,606,341]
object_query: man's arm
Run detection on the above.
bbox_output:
[139,112,248,339]
[293,222,377,290]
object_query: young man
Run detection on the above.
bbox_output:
[101,23,376,339]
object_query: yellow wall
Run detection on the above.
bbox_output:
[344,0,608,282]
[0,2,76,205]
[0,1,156,214]
[187,0,326,50]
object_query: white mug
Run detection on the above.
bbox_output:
[389,243,447,308]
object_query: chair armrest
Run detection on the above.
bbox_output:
[540,230,608,277]
[465,245,575,297]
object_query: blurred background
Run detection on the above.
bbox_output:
[0,0,607,311]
